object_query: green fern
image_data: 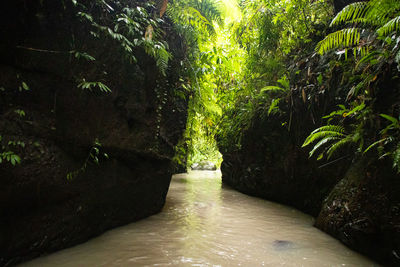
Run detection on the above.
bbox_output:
[377,15,400,36]
[154,42,171,76]
[330,2,368,26]
[267,98,281,116]
[309,136,340,157]
[303,125,345,147]
[317,0,400,55]
[316,28,361,55]
[326,136,354,159]
[78,80,112,93]
[166,0,222,37]
[363,113,400,172]
[302,125,356,160]
[364,137,391,153]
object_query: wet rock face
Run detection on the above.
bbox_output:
[316,157,400,266]
[219,109,349,216]
[0,0,187,265]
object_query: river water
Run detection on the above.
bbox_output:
[22,171,377,266]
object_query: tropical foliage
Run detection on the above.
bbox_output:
[169,0,399,174]
[168,0,334,168]
[304,0,400,172]
[0,0,176,171]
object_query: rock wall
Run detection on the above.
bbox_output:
[0,0,187,265]
[219,105,349,216]
[218,52,400,265]
[219,99,400,267]
[316,157,400,265]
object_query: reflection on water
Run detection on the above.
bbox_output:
[21,171,378,266]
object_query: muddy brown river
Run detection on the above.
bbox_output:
[21,171,377,266]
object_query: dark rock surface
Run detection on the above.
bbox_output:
[219,108,349,216]
[0,0,187,265]
[316,157,400,266]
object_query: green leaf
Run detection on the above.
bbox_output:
[364,138,389,153]
[316,28,361,55]
[268,98,281,115]
[22,82,29,91]
[327,137,353,159]
[380,113,398,124]
[330,2,368,26]
[260,86,285,92]
[377,15,400,36]
[309,137,340,157]
[277,75,289,90]
[317,74,323,85]
[303,125,346,147]
[14,109,26,117]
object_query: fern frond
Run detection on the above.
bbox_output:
[78,80,112,93]
[155,43,171,76]
[377,15,400,36]
[365,0,400,25]
[326,137,353,159]
[268,98,281,116]
[309,125,345,135]
[356,51,383,68]
[309,137,340,157]
[166,0,222,37]
[330,2,368,26]
[364,137,390,153]
[303,130,346,147]
[316,28,361,54]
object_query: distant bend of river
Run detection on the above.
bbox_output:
[22,170,377,266]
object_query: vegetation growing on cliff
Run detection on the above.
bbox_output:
[3,0,399,176]
[302,0,400,172]
[0,0,183,172]
[169,0,334,168]
[168,0,399,176]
